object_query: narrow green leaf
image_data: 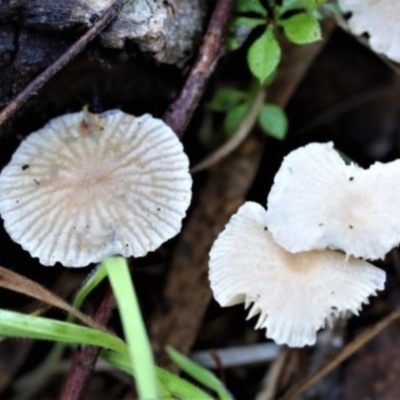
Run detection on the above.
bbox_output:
[157,367,215,400]
[281,13,322,44]
[104,257,158,400]
[0,309,125,353]
[166,346,230,400]
[224,102,250,136]
[102,350,214,400]
[72,264,108,314]
[228,17,265,51]
[208,88,247,112]
[236,0,267,16]
[247,27,281,84]
[258,104,288,140]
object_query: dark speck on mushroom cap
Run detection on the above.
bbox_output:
[0,110,192,267]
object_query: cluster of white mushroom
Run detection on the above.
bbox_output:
[0,110,192,267]
[208,142,398,347]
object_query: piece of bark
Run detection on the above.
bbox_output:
[2,0,205,65]
[101,0,205,66]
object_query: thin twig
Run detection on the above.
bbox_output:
[280,305,400,400]
[163,0,235,137]
[0,0,127,128]
[256,348,288,400]
[59,285,116,400]
[191,87,265,173]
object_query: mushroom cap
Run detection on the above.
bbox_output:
[0,110,192,267]
[338,0,400,62]
[266,142,400,260]
[209,201,385,347]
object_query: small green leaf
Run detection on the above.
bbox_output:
[258,104,288,140]
[281,13,322,44]
[236,0,267,16]
[280,0,306,14]
[279,0,325,14]
[208,88,247,112]
[166,346,231,400]
[228,17,266,51]
[247,27,281,84]
[224,102,250,135]
[304,0,326,10]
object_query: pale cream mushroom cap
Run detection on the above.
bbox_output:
[338,0,400,62]
[266,142,400,260]
[209,202,385,347]
[0,110,192,267]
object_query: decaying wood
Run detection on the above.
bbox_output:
[0,0,127,128]
[0,0,204,65]
[0,0,204,111]
[150,22,336,369]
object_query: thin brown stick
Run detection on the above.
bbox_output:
[0,0,127,128]
[59,285,116,400]
[280,305,400,400]
[163,0,235,137]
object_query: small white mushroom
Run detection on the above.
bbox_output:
[338,0,400,62]
[266,142,400,260]
[209,202,385,347]
[0,110,192,267]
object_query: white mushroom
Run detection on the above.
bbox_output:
[338,0,400,62]
[0,110,192,267]
[209,202,385,347]
[266,142,400,260]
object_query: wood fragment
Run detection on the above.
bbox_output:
[0,0,127,129]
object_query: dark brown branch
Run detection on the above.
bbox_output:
[163,0,235,137]
[0,0,127,128]
[59,285,115,400]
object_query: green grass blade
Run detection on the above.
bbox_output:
[102,350,214,400]
[166,346,231,400]
[0,309,126,353]
[101,350,172,399]
[72,263,108,313]
[103,257,158,400]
